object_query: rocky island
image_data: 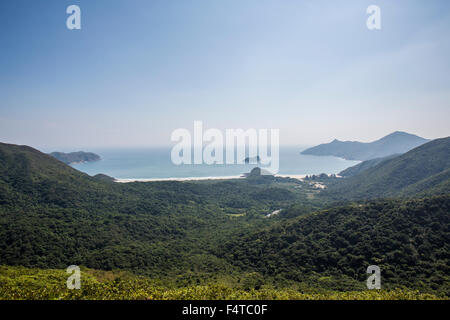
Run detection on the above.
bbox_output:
[49,151,101,165]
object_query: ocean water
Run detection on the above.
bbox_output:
[70,146,360,180]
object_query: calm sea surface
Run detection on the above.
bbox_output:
[70,146,360,179]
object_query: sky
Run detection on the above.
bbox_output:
[1,0,449,149]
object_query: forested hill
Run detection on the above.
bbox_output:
[1,143,95,196]
[220,195,450,294]
[1,141,449,295]
[0,142,234,272]
[0,142,123,208]
[301,131,429,161]
[324,137,450,200]
[0,142,310,278]
[339,154,399,177]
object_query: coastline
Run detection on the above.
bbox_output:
[114,175,245,183]
[114,174,308,183]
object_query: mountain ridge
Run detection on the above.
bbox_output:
[339,154,400,177]
[301,131,429,161]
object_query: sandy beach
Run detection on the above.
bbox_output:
[275,174,307,180]
[114,175,245,183]
[114,174,307,183]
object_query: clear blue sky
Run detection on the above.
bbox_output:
[1,0,449,148]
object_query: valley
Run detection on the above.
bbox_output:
[0,138,449,299]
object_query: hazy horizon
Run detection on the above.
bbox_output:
[1,0,449,149]
[3,130,446,154]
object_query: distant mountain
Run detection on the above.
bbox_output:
[49,151,101,165]
[324,137,450,200]
[339,154,399,177]
[301,131,429,161]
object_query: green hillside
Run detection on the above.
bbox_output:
[220,195,450,294]
[339,154,399,177]
[325,137,450,200]
[0,142,123,208]
[0,141,449,298]
[0,142,321,282]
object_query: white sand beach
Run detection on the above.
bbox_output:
[114,174,308,183]
[275,174,306,180]
[114,175,245,183]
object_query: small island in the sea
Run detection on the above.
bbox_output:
[49,151,101,165]
[241,166,273,178]
[244,155,261,163]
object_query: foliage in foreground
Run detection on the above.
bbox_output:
[0,266,445,300]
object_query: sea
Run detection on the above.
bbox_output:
[68,146,360,180]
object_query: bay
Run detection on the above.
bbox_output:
[70,146,360,179]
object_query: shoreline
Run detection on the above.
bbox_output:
[115,175,245,183]
[114,174,308,183]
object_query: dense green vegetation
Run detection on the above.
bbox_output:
[220,196,450,295]
[0,142,322,284]
[339,154,398,177]
[0,266,443,300]
[0,140,449,299]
